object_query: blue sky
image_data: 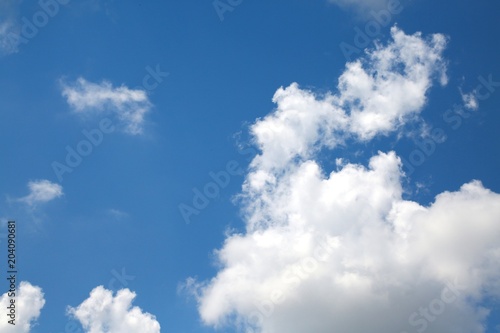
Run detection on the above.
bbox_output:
[0,0,500,332]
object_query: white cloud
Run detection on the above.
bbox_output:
[250,26,447,171]
[61,77,152,135]
[187,27,500,333]
[19,179,63,206]
[193,153,500,333]
[68,286,161,333]
[106,208,129,220]
[327,0,395,13]
[0,19,18,54]
[0,281,46,333]
[461,89,479,111]
[0,0,21,55]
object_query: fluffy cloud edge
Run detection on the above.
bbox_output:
[67,286,161,333]
[326,0,401,14]
[0,281,45,333]
[249,26,447,172]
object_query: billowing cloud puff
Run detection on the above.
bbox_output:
[61,78,152,135]
[0,281,46,333]
[187,27,500,333]
[251,26,447,171]
[68,286,161,333]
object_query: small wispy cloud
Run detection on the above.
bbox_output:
[106,208,129,220]
[249,27,447,171]
[326,0,392,13]
[460,89,479,111]
[18,179,63,206]
[61,77,153,135]
[0,0,21,55]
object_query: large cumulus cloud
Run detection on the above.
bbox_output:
[187,26,500,333]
